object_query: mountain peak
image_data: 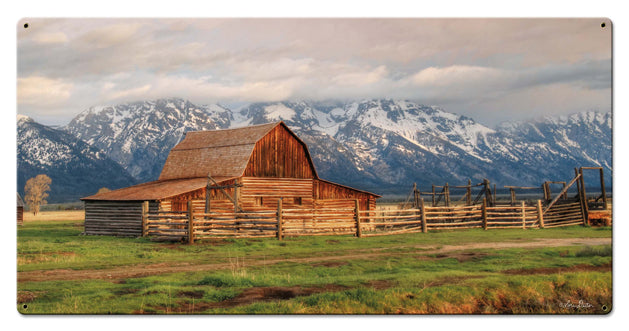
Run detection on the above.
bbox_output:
[63,98,222,181]
[17,114,33,123]
[17,115,136,202]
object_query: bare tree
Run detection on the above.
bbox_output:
[24,174,52,215]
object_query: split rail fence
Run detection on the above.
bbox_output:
[141,197,586,243]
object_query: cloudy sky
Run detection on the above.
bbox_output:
[17,18,611,126]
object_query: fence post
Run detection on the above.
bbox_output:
[466,179,472,206]
[536,200,545,229]
[412,183,418,208]
[578,167,589,224]
[521,201,526,229]
[575,168,588,226]
[141,201,149,237]
[578,193,588,227]
[420,198,427,233]
[187,200,194,245]
[599,167,608,210]
[493,184,497,206]
[510,188,516,206]
[482,198,488,230]
[277,198,283,241]
[355,199,362,238]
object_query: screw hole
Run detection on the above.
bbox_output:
[602,305,608,312]
[601,22,606,28]
[23,23,29,29]
[22,304,28,309]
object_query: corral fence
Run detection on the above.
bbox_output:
[142,167,606,243]
[141,197,586,243]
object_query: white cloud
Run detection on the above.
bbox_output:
[411,65,504,87]
[106,84,152,100]
[229,57,315,81]
[77,22,143,49]
[31,32,68,44]
[17,76,73,106]
[332,65,389,86]
[16,18,612,127]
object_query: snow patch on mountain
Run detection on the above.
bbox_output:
[264,104,296,121]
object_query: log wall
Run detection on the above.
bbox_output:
[84,200,158,236]
[202,177,376,213]
[240,177,315,209]
[86,177,377,238]
[17,206,23,225]
[168,187,206,212]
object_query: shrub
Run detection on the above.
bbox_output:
[197,275,253,287]
[574,245,612,258]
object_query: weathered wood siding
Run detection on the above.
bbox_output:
[168,187,206,212]
[314,179,375,210]
[244,125,315,178]
[17,206,23,225]
[315,198,375,211]
[84,201,158,236]
[240,177,315,210]
[199,177,375,212]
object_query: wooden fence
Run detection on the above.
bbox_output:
[141,197,586,243]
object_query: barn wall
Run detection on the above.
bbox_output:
[167,187,206,212]
[314,180,376,210]
[84,200,158,236]
[314,198,373,211]
[17,206,23,225]
[240,177,314,210]
[199,177,376,212]
[244,125,315,178]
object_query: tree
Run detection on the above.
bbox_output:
[24,174,52,215]
[96,187,111,194]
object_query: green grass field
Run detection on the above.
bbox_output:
[17,219,612,314]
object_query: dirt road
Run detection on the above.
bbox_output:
[17,237,611,283]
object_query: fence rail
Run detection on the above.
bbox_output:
[141,197,587,243]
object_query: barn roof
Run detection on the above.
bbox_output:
[158,122,317,180]
[81,177,233,201]
[17,193,24,207]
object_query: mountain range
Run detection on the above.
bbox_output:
[17,98,612,202]
[17,115,137,202]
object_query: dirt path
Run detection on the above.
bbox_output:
[17,237,611,283]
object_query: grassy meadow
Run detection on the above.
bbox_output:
[17,213,612,314]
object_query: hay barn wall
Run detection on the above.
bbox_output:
[84,201,159,236]
[244,125,315,178]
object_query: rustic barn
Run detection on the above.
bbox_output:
[82,121,380,236]
[17,193,24,225]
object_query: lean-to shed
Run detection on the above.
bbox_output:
[82,121,379,236]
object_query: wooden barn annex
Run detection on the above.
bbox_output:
[81,122,380,237]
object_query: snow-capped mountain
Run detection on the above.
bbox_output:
[20,97,611,202]
[17,115,137,203]
[230,100,498,189]
[491,111,612,186]
[64,98,224,182]
[498,111,612,171]
[231,100,611,191]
